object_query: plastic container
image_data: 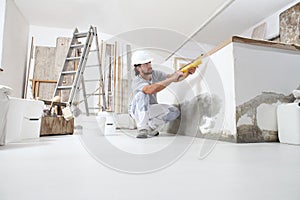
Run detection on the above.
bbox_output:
[277,103,300,145]
[6,98,44,142]
[97,111,116,135]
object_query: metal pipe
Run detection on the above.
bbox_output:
[165,0,236,61]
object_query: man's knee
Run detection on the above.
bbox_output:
[169,106,180,118]
[163,106,180,122]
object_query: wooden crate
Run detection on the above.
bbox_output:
[40,116,74,136]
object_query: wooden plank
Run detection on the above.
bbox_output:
[106,44,112,111]
[33,46,56,100]
[41,99,67,107]
[121,79,128,113]
[33,47,56,80]
[55,37,73,102]
[32,38,72,101]
[203,37,233,58]
[113,41,117,112]
[30,79,57,83]
[100,40,104,65]
[99,40,104,111]
[117,55,121,113]
[125,44,132,114]
[35,81,40,99]
[32,80,36,99]
[30,79,57,99]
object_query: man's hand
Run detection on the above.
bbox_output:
[169,70,184,82]
[175,67,197,82]
[187,67,196,74]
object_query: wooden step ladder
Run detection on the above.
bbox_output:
[53,25,107,116]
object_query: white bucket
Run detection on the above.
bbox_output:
[97,112,116,135]
[277,103,300,145]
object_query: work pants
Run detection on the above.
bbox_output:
[130,91,180,131]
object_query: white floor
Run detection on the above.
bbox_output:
[1,122,300,200]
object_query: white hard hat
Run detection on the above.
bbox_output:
[131,51,153,66]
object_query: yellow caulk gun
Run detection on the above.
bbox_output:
[179,56,202,73]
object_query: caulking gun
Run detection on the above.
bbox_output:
[179,56,202,73]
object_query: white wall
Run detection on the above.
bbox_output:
[234,43,300,133]
[234,43,300,104]
[0,0,6,66]
[241,0,300,39]
[29,25,113,47]
[0,0,29,97]
[29,25,73,47]
[208,44,236,135]
[157,41,214,105]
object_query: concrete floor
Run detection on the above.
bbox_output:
[0,120,300,200]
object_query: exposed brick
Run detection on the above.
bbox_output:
[280,3,300,45]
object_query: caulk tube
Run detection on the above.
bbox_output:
[176,57,202,81]
[180,57,202,73]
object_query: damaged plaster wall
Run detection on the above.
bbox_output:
[236,92,295,142]
[163,43,236,142]
[234,42,300,142]
[166,37,300,143]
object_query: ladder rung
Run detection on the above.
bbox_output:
[83,112,98,116]
[75,32,88,38]
[61,70,77,75]
[84,79,99,82]
[57,86,73,90]
[86,93,103,96]
[85,64,100,68]
[66,57,81,61]
[52,26,107,114]
[71,44,85,48]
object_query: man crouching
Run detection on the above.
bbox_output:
[129,51,197,138]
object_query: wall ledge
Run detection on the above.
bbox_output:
[204,36,300,58]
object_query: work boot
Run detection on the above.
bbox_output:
[153,132,159,136]
[136,129,148,139]
[148,128,159,137]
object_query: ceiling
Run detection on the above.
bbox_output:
[14,0,297,46]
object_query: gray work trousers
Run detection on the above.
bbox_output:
[130,91,180,131]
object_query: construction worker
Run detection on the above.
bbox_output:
[129,51,197,138]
